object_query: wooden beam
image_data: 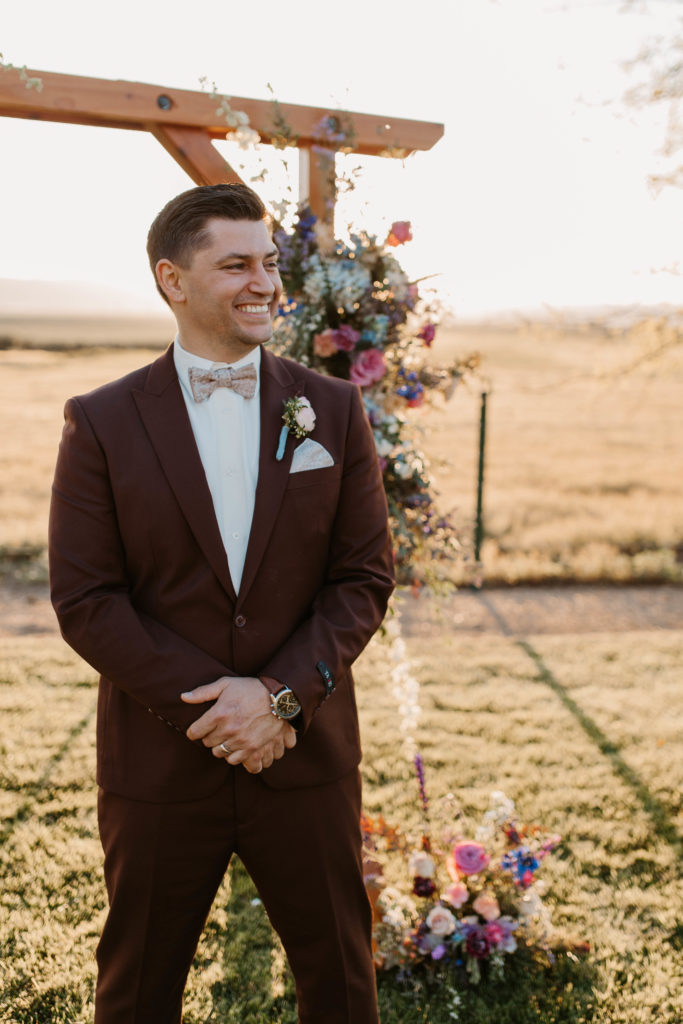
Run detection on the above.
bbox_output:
[0,68,444,156]
[149,124,244,187]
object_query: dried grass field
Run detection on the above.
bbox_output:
[0,316,682,1021]
[1,315,681,584]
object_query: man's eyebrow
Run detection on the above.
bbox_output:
[213,248,279,265]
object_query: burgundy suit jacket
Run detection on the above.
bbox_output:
[48,344,394,801]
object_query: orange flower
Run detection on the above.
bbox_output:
[313,329,337,357]
[386,220,413,247]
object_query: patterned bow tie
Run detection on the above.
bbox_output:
[188,364,258,402]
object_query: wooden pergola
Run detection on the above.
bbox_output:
[0,67,444,223]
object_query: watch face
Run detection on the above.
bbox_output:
[273,688,301,720]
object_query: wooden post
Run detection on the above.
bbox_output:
[299,145,336,225]
[150,125,242,187]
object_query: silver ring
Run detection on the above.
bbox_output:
[219,742,232,755]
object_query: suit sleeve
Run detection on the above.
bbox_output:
[260,384,395,730]
[49,396,232,736]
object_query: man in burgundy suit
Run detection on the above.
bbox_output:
[48,183,394,1023]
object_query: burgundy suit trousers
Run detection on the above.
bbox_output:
[95,768,379,1024]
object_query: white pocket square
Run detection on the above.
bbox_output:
[290,438,335,473]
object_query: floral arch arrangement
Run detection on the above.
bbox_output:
[272,206,478,585]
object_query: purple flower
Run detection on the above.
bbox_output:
[418,322,436,345]
[412,876,436,898]
[414,753,429,815]
[465,925,491,960]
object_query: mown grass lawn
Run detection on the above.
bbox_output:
[1,621,681,1023]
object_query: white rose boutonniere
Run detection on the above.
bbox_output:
[276,396,316,461]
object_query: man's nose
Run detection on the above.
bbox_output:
[248,264,275,293]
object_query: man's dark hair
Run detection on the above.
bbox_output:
[147,183,268,304]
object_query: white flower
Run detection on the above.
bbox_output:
[377,886,417,925]
[383,255,410,299]
[325,260,372,311]
[234,126,260,150]
[426,905,457,937]
[394,459,414,480]
[519,887,544,918]
[409,850,435,878]
[294,396,316,433]
[302,255,328,304]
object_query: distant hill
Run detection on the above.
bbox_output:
[0,278,167,316]
[0,280,174,349]
[1,278,679,334]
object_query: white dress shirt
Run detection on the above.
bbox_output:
[174,338,261,593]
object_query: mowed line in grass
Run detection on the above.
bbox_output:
[1,630,682,1022]
[472,592,683,855]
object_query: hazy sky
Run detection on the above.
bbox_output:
[1,0,682,317]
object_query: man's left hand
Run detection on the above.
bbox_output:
[181,676,297,773]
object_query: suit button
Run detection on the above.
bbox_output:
[234,615,247,628]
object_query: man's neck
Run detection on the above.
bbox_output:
[176,332,261,366]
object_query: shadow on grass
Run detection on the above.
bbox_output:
[0,702,96,846]
[475,591,683,859]
[189,857,298,1024]
[3,985,89,1024]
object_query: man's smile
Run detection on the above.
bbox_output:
[236,302,271,315]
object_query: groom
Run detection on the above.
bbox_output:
[48,183,394,1023]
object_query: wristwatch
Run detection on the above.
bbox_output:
[259,676,301,720]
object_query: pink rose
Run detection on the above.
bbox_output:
[294,397,316,433]
[425,905,457,937]
[472,891,500,921]
[453,841,490,877]
[334,325,360,352]
[314,329,337,358]
[349,348,387,387]
[484,921,504,945]
[386,220,413,247]
[443,881,469,909]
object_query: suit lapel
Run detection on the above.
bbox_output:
[131,346,236,601]
[238,348,304,603]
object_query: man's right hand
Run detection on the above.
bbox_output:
[181,676,297,773]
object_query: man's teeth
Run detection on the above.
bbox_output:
[238,304,269,313]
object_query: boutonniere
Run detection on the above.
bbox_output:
[276,396,316,461]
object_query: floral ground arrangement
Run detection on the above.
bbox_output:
[272,207,479,584]
[363,760,568,987]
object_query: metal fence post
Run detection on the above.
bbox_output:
[474,389,488,565]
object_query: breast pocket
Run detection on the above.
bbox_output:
[285,464,343,490]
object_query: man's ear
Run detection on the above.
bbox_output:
[156,259,185,305]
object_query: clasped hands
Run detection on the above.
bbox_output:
[181,676,297,774]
